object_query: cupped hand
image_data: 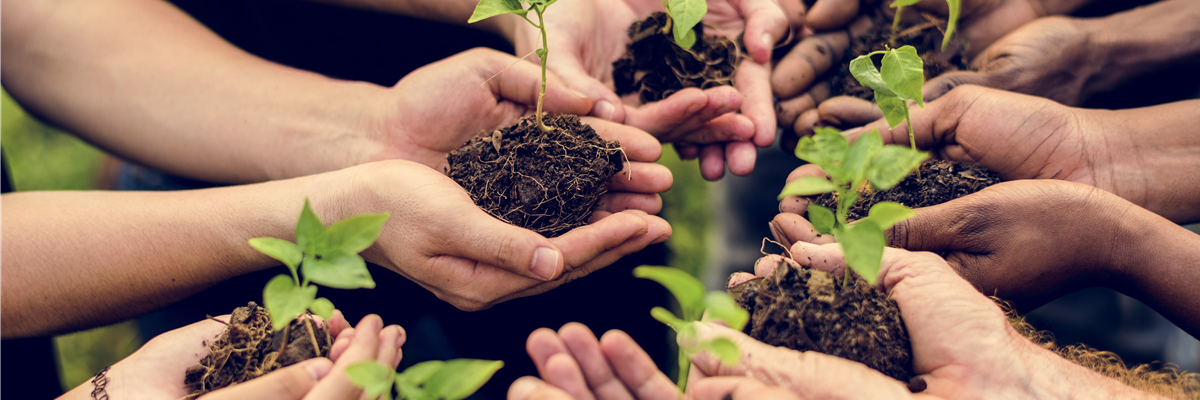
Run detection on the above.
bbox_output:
[514,0,798,180]
[519,322,679,400]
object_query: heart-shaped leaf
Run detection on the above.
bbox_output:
[302,249,375,289]
[863,202,915,230]
[881,46,924,107]
[468,0,528,23]
[424,359,504,400]
[263,275,317,331]
[778,176,838,200]
[849,54,897,98]
[295,199,327,255]
[309,297,335,321]
[634,266,706,320]
[248,237,302,274]
[703,292,749,331]
[843,129,883,185]
[327,212,390,254]
[867,146,927,190]
[807,204,836,235]
[346,361,395,399]
[836,220,886,285]
[667,0,706,49]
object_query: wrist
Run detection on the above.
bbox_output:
[1084,0,1200,94]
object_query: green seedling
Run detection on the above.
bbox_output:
[777,127,927,286]
[634,266,748,389]
[848,45,924,153]
[469,0,562,132]
[888,0,960,51]
[660,0,707,49]
[347,359,503,400]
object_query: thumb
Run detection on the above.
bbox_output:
[200,358,331,400]
[449,208,564,282]
[923,70,992,102]
[885,201,966,252]
[550,55,625,122]
[471,48,593,116]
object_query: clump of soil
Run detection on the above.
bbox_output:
[828,8,970,100]
[183,302,330,399]
[730,256,915,382]
[446,114,624,238]
[613,12,739,103]
[813,160,1001,221]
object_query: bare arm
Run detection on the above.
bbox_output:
[299,0,517,42]
[1,0,391,184]
[1084,0,1200,94]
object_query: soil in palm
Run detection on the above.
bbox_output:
[613,12,739,103]
[446,114,624,238]
[828,8,970,100]
[183,302,330,399]
[812,160,1001,220]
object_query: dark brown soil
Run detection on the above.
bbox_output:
[730,256,914,382]
[613,12,739,103]
[829,8,970,100]
[812,160,1001,221]
[183,302,330,399]
[446,114,624,238]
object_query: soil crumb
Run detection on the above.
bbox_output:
[613,12,739,103]
[813,160,1001,221]
[446,114,624,238]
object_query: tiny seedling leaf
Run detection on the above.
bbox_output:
[667,0,706,50]
[807,204,836,235]
[890,0,921,7]
[263,275,317,331]
[302,250,376,289]
[468,0,528,23]
[346,361,395,399]
[867,146,928,190]
[327,212,390,254]
[943,0,961,51]
[849,54,897,98]
[703,292,749,331]
[634,266,706,320]
[295,199,328,255]
[881,46,925,107]
[651,307,687,331]
[843,128,884,185]
[674,28,698,50]
[795,127,849,173]
[395,361,445,400]
[699,337,740,366]
[777,176,838,200]
[837,220,886,286]
[863,202,915,230]
[248,237,302,273]
[535,48,546,60]
[875,93,908,128]
[424,359,504,400]
[309,297,335,321]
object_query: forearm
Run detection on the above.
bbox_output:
[0,173,348,338]
[300,0,518,43]
[1083,0,1200,93]
[1,0,389,184]
[1014,336,1167,399]
[1109,213,1200,339]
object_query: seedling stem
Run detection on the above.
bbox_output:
[533,6,552,132]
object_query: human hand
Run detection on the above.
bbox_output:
[685,377,803,400]
[513,0,797,180]
[519,322,679,400]
[311,160,670,311]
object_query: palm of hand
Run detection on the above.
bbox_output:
[96,318,228,400]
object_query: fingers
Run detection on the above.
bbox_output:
[671,113,756,145]
[624,87,744,142]
[727,272,758,288]
[557,211,671,281]
[736,59,777,148]
[594,192,663,217]
[817,96,883,128]
[725,141,758,177]
[447,207,564,281]
[374,325,405,371]
[776,82,831,130]
[598,330,679,400]
[771,214,819,245]
[686,377,801,400]
[542,353,596,400]
[806,0,860,31]
[556,323,628,400]
[553,211,652,271]
[739,0,791,63]
[327,310,351,338]
[923,70,992,103]
[305,315,385,400]
[886,197,966,252]
[201,358,332,400]
[550,54,627,123]
[582,118,663,162]
[508,376,575,400]
[328,327,355,362]
[699,144,726,180]
[789,241,848,276]
[467,48,592,117]
[773,32,848,99]
[778,164,827,214]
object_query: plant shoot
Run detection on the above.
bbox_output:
[347,358,503,400]
[469,0,562,132]
[888,0,960,51]
[660,0,707,49]
[848,45,925,152]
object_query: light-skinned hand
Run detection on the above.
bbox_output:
[518,323,679,400]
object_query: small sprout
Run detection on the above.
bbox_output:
[849,45,924,152]
[888,0,961,51]
[634,266,749,389]
[469,0,562,132]
[347,359,503,400]
[778,128,926,285]
[661,0,707,49]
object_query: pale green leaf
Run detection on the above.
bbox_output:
[248,237,302,273]
[867,146,927,190]
[849,55,897,98]
[295,199,327,255]
[424,359,504,400]
[794,127,849,173]
[327,213,390,254]
[468,0,528,23]
[309,297,334,321]
[651,307,687,331]
[674,322,700,355]
[807,204,835,235]
[881,46,925,107]
[667,0,706,49]
[777,176,838,200]
[634,266,706,320]
[703,292,749,331]
[875,93,907,129]
[836,220,886,286]
[943,0,961,51]
[396,361,445,400]
[863,202,914,230]
[699,337,740,366]
[674,28,697,49]
[302,250,376,289]
[346,361,395,399]
[890,0,921,6]
[263,275,317,331]
[843,128,883,185]
[535,48,546,60]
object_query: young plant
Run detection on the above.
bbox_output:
[346,359,503,400]
[777,127,927,286]
[848,45,924,152]
[888,0,960,51]
[469,0,562,132]
[634,266,748,389]
[249,199,389,343]
[660,0,707,49]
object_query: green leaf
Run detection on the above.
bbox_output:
[863,202,915,230]
[424,359,504,400]
[843,129,883,185]
[309,297,334,321]
[867,145,927,190]
[327,212,390,254]
[943,0,961,51]
[703,292,749,331]
[535,48,546,60]
[295,199,327,255]
[794,127,849,172]
[675,322,700,355]
[263,275,317,331]
[467,0,528,23]
[633,266,706,320]
[667,0,706,49]
[777,176,838,200]
[302,250,375,289]
[875,92,907,129]
[651,307,687,331]
[836,220,886,286]
[346,361,395,399]
[890,0,921,6]
[248,237,302,273]
[849,54,897,98]
[807,204,836,235]
[396,361,445,400]
[699,337,740,366]
[881,46,925,107]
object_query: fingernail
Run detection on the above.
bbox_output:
[568,88,589,99]
[595,101,616,121]
[395,326,407,348]
[306,359,332,381]
[531,247,560,280]
[509,377,541,400]
[685,102,706,115]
